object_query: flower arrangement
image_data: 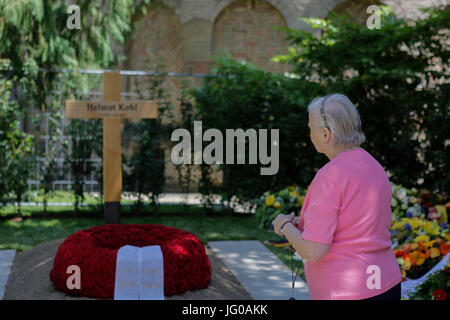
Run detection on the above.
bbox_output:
[389,184,449,299]
[254,186,306,228]
[390,183,449,222]
[50,224,211,299]
[390,217,448,249]
[394,234,450,280]
[390,184,421,221]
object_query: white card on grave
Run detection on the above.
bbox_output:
[114,245,165,300]
[140,246,164,300]
[114,245,140,300]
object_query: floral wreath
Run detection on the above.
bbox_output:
[50,224,211,299]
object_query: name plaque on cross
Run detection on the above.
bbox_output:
[65,72,158,224]
[65,101,157,119]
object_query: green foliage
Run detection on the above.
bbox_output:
[192,55,324,206]
[390,183,422,222]
[0,0,146,118]
[124,121,166,215]
[123,70,174,215]
[273,6,450,197]
[408,266,450,300]
[32,73,73,215]
[0,0,148,70]
[0,0,152,212]
[0,63,35,214]
[254,186,306,229]
[63,118,102,214]
[172,78,197,212]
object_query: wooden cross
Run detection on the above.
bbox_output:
[65,72,158,224]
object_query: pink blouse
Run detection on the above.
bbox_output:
[298,147,402,300]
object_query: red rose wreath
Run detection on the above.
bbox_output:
[50,224,211,299]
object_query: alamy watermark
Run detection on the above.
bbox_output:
[66,265,81,289]
[366,265,381,289]
[366,5,381,30]
[171,121,279,175]
[67,5,81,30]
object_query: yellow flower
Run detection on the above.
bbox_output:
[445,234,450,241]
[410,243,418,250]
[423,221,440,236]
[404,257,412,270]
[392,221,406,230]
[410,219,422,229]
[430,247,441,259]
[273,202,282,209]
[423,240,436,248]
[297,196,305,206]
[265,195,275,206]
[416,256,425,266]
[290,191,299,198]
[414,235,430,243]
[288,186,295,191]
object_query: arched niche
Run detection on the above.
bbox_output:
[212,0,290,74]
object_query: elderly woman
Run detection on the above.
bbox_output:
[273,93,402,300]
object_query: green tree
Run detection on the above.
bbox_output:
[64,118,102,214]
[0,0,150,112]
[173,78,197,213]
[0,0,151,210]
[0,62,34,215]
[123,68,174,216]
[273,6,449,198]
[192,55,324,207]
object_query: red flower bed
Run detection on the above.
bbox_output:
[50,224,211,299]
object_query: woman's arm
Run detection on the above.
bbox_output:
[282,221,330,263]
[274,213,330,263]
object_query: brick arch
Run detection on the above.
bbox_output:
[126,2,184,73]
[210,0,304,29]
[212,0,290,74]
[124,1,186,116]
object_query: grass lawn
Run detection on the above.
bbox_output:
[0,204,306,281]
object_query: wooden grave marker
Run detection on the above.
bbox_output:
[65,72,158,224]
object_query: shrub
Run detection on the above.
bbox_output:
[254,186,306,229]
[408,263,450,300]
[0,65,35,214]
[123,71,174,215]
[273,6,450,199]
[192,55,325,206]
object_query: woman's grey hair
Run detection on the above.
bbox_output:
[307,93,366,148]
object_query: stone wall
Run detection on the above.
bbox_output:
[212,0,290,73]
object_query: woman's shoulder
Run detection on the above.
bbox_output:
[312,166,340,189]
[318,147,389,187]
[326,147,381,169]
[316,160,342,180]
